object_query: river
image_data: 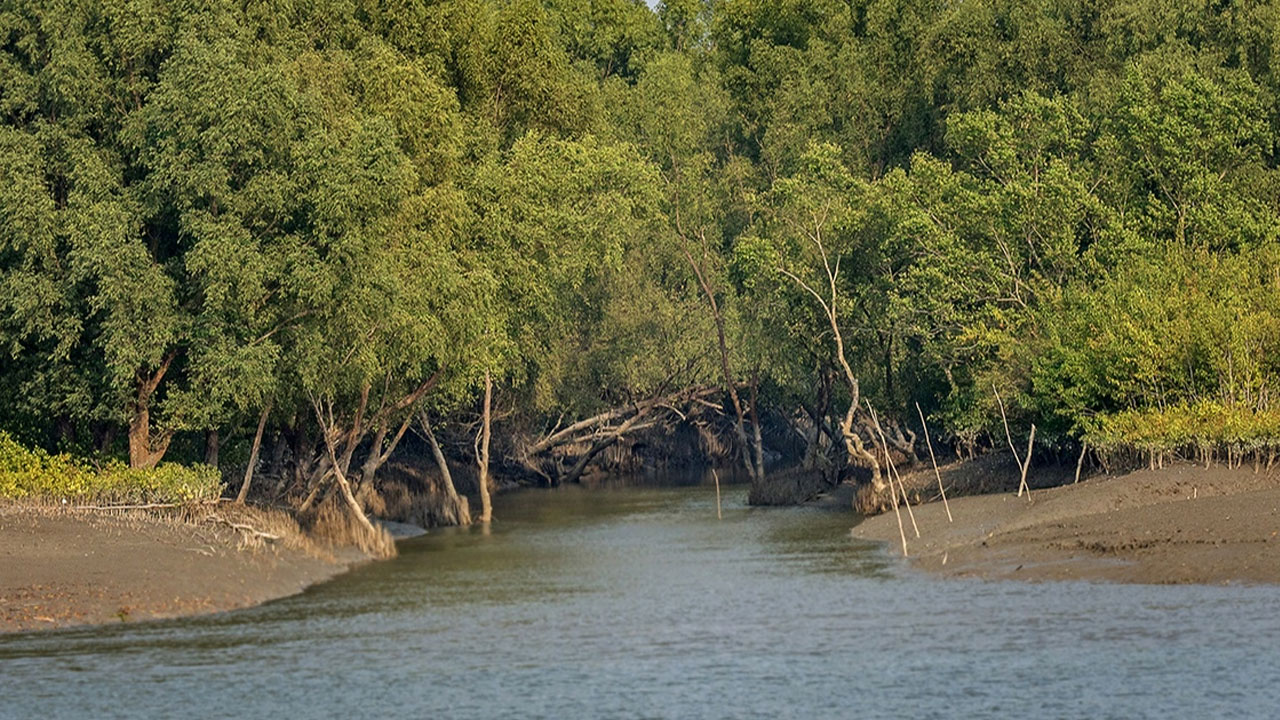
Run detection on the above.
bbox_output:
[2,477,1278,719]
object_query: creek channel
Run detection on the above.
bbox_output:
[2,474,1278,718]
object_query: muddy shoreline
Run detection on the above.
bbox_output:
[7,463,1276,634]
[0,506,374,633]
[852,464,1280,585]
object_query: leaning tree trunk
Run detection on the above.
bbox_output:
[828,299,892,511]
[355,412,414,512]
[237,403,271,503]
[476,370,494,524]
[315,423,376,535]
[419,411,470,526]
[777,261,888,509]
[309,396,378,536]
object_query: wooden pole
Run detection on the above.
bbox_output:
[886,445,919,538]
[892,449,920,538]
[858,408,908,556]
[886,459,909,557]
[916,402,952,522]
[1074,442,1087,484]
[712,468,722,520]
[868,402,919,539]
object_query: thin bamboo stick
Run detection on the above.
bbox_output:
[916,402,952,522]
[868,402,919,538]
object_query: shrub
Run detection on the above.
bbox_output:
[0,433,223,504]
[1086,402,1280,455]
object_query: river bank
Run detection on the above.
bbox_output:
[0,504,380,633]
[852,463,1280,585]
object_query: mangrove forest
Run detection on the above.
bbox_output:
[3,0,1280,527]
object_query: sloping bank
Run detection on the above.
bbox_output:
[0,503,407,633]
[851,465,1280,585]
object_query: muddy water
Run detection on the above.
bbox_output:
[2,477,1278,719]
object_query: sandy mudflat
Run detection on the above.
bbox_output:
[0,507,362,633]
[852,464,1280,585]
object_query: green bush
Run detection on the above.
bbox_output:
[1086,402,1280,454]
[0,433,223,504]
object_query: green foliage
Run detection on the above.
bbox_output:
[1088,403,1280,455]
[4,0,1280,486]
[0,433,222,504]
[1027,244,1280,442]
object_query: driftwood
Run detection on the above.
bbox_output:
[523,385,722,458]
[207,514,282,543]
[519,385,724,484]
[69,501,216,511]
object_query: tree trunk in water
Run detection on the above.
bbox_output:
[749,370,766,484]
[682,244,757,484]
[204,429,220,468]
[420,411,470,526]
[476,370,493,524]
[237,404,271,503]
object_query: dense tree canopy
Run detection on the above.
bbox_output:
[3,0,1279,518]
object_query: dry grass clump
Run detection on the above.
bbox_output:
[375,477,470,528]
[5,497,395,561]
[179,502,333,556]
[307,499,397,558]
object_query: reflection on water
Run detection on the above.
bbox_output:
[2,479,1279,719]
